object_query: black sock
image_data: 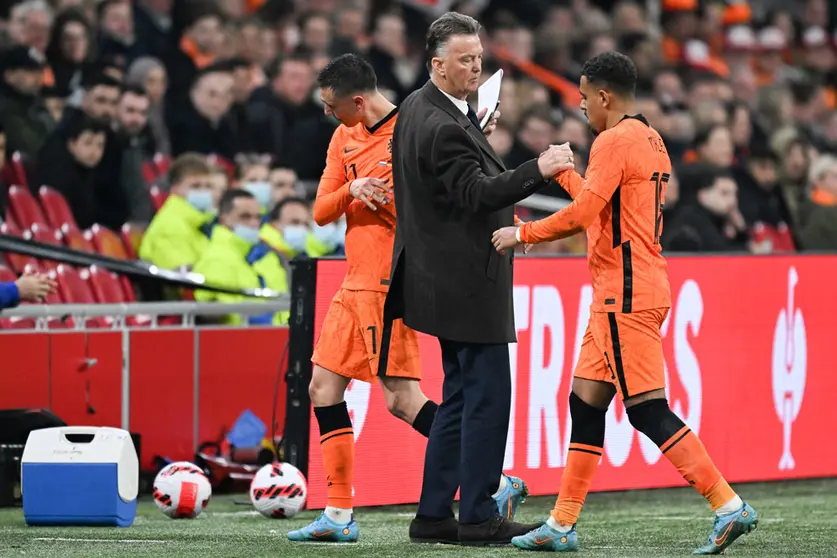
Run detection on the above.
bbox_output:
[412,400,438,437]
[314,401,352,437]
[626,398,686,447]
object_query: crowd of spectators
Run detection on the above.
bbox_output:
[0,0,836,321]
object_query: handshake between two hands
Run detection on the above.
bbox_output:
[537,142,575,179]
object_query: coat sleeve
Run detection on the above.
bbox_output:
[0,282,20,309]
[429,121,548,214]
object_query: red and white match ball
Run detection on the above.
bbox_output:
[249,462,308,518]
[152,461,212,519]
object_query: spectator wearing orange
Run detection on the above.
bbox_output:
[164,5,225,112]
[799,154,837,250]
[686,124,734,168]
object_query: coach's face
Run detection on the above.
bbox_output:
[579,75,607,134]
[434,34,482,98]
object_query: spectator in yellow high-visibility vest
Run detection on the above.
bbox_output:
[193,189,289,325]
[140,153,216,270]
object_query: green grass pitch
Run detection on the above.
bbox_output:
[0,478,834,557]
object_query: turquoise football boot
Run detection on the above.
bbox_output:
[494,474,529,519]
[693,502,758,555]
[287,512,359,543]
[512,522,579,552]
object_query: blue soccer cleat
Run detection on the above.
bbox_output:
[693,502,758,555]
[287,512,359,543]
[495,474,529,519]
[512,522,579,552]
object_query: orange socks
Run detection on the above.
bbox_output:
[552,443,602,526]
[314,402,354,509]
[661,426,736,510]
[551,393,608,527]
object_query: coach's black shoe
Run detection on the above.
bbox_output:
[409,516,459,545]
[458,514,544,547]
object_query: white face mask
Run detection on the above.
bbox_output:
[233,224,261,245]
[186,190,214,212]
[283,225,308,251]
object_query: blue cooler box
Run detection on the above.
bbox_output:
[22,426,138,527]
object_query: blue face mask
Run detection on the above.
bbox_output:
[312,222,339,250]
[233,224,261,245]
[186,190,214,213]
[243,181,272,209]
[283,225,308,252]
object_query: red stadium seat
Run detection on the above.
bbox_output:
[149,185,168,211]
[142,153,171,185]
[0,152,30,189]
[39,186,80,231]
[25,224,62,270]
[1,222,39,273]
[120,223,144,259]
[54,265,106,328]
[87,266,148,326]
[0,265,16,282]
[86,224,129,259]
[7,186,48,228]
[62,225,95,252]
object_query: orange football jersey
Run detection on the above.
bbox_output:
[313,109,397,292]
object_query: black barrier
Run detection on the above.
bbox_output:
[0,233,280,298]
[281,258,317,476]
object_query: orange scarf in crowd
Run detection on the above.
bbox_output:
[811,187,837,207]
[180,36,215,69]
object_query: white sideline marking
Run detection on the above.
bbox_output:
[34,537,167,544]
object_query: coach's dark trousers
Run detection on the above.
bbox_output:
[417,339,511,524]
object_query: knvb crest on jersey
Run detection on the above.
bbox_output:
[772,266,807,471]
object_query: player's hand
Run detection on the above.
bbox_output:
[477,105,501,136]
[15,270,56,303]
[537,143,575,179]
[492,226,521,255]
[349,177,392,211]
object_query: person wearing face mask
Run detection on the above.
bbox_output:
[192,188,289,325]
[234,155,273,212]
[139,152,217,270]
[260,196,331,257]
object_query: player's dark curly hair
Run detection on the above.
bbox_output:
[317,54,377,97]
[581,52,638,97]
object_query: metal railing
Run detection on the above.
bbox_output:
[0,299,291,330]
[0,300,293,441]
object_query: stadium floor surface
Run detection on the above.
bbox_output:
[0,477,833,557]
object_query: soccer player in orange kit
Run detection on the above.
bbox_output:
[288,54,528,544]
[492,52,759,555]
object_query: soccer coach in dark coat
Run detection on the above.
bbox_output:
[378,11,575,547]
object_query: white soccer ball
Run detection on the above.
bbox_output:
[153,461,212,519]
[249,462,308,518]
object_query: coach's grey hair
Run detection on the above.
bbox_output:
[425,12,481,71]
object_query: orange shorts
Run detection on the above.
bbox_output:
[574,308,669,400]
[311,289,421,383]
